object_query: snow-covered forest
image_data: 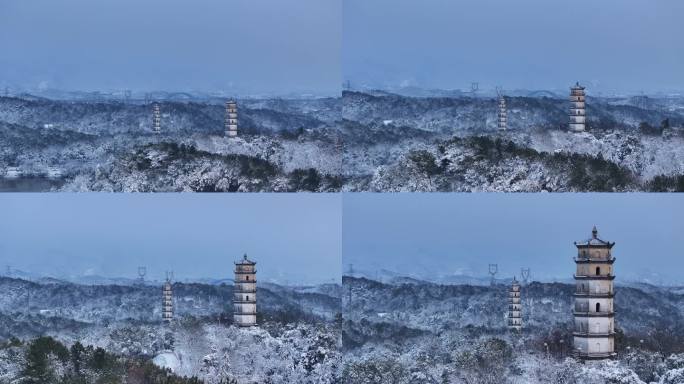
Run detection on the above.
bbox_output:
[342,276,684,384]
[0,276,342,383]
[342,91,684,192]
[3,91,684,192]
[0,95,342,192]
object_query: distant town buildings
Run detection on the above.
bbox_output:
[573,226,616,359]
[234,254,257,326]
[46,167,62,179]
[4,166,22,179]
[226,100,238,137]
[569,82,586,132]
[508,277,522,331]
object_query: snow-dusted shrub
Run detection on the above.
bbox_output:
[659,368,684,384]
[342,358,409,384]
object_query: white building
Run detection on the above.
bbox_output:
[234,254,257,326]
[573,226,616,359]
[569,82,586,132]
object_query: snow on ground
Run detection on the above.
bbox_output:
[153,351,181,372]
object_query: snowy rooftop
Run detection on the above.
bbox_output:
[574,226,615,248]
[571,81,585,90]
[235,253,257,265]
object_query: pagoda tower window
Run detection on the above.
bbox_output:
[596,267,600,275]
[596,303,600,312]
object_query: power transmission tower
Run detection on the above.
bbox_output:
[471,82,479,98]
[521,268,532,321]
[521,268,530,285]
[138,266,147,285]
[488,263,498,286]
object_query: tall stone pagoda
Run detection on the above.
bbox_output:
[497,94,507,131]
[152,102,161,134]
[225,100,238,137]
[234,254,257,326]
[508,276,522,331]
[569,82,586,132]
[573,226,616,359]
[162,273,173,323]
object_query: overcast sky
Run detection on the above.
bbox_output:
[343,194,684,285]
[0,0,341,96]
[0,194,341,284]
[343,0,684,94]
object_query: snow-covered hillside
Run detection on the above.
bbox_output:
[0,277,341,383]
[0,96,342,192]
[342,91,684,192]
[342,276,684,384]
[3,92,684,191]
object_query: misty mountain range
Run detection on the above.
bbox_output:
[345,267,684,288]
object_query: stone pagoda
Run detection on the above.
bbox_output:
[573,226,616,359]
[234,254,257,326]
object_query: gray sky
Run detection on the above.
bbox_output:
[0,194,341,284]
[343,194,684,285]
[0,0,341,96]
[343,0,684,94]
